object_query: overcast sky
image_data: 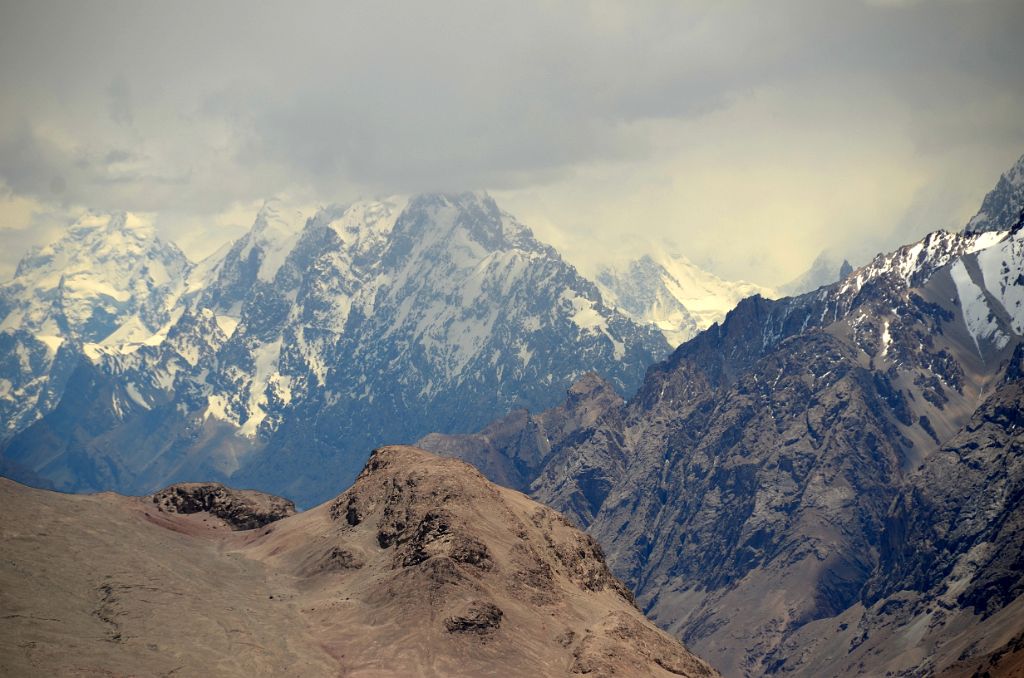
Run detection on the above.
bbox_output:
[1,0,1022,286]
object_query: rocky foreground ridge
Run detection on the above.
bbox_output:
[0,445,716,677]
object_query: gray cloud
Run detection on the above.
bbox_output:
[0,0,1022,282]
[106,75,133,126]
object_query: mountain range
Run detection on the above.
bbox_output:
[2,146,1023,676]
[593,245,855,347]
[0,193,676,506]
[419,152,1024,676]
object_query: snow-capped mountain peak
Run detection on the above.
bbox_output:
[0,210,192,435]
[0,191,669,505]
[837,227,1012,298]
[657,251,777,322]
[325,195,407,252]
[64,210,155,239]
[239,199,308,283]
[596,250,778,347]
[1,210,190,344]
[187,199,310,317]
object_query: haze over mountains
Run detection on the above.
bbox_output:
[596,253,778,346]
[593,240,856,347]
[777,249,853,297]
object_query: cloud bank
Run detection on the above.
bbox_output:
[0,0,1022,284]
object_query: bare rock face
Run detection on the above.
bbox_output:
[418,224,1024,676]
[417,372,624,493]
[0,445,717,677]
[444,600,503,635]
[149,482,296,530]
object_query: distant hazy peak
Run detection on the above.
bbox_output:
[1,210,190,341]
[393,190,537,254]
[779,248,852,297]
[11,211,174,277]
[965,152,1024,234]
[67,210,155,235]
[595,250,776,346]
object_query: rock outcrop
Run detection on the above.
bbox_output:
[418,372,624,493]
[149,482,295,530]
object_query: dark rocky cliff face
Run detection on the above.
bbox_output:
[868,349,1024,617]
[421,225,1024,677]
[417,372,624,494]
[149,482,296,530]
